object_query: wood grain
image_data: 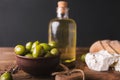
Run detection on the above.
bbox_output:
[0,47,120,80]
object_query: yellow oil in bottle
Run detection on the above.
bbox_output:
[48,1,77,65]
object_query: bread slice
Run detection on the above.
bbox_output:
[109,40,120,54]
[89,40,105,53]
[101,40,116,54]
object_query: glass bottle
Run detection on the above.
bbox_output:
[48,1,77,65]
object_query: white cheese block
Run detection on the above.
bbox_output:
[85,50,119,71]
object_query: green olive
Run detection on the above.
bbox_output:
[25,41,33,51]
[44,48,59,57]
[25,53,33,58]
[0,72,13,80]
[48,41,57,48]
[44,51,53,57]
[40,43,51,52]
[31,41,40,52]
[14,45,25,55]
[50,48,59,56]
[80,54,86,62]
[32,44,43,58]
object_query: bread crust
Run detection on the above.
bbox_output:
[90,40,120,54]
[109,40,120,54]
[101,40,116,54]
[89,40,105,53]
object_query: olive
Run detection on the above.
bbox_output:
[0,72,13,80]
[25,41,33,51]
[31,41,40,52]
[44,48,59,57]
[14,45,25,55]
[32,44,43,58]
[48,41,57,48]
[50,48,59,56]
[25,53,33,58]
[40,43,51,52]
[44,51,53,57]
[80,54,86,62]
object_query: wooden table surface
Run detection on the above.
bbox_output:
[0,47,120,80]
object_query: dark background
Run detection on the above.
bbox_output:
[0,0,120,47]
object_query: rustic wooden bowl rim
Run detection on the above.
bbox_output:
[15,53,60,60]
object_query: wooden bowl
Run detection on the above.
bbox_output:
[15,54,60,76]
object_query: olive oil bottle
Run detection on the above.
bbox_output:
[48,1,77,65]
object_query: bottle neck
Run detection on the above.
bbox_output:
[57,7,69,19]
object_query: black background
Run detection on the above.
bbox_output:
[0,0,120,47]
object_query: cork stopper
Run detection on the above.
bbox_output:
[58,1,68,8]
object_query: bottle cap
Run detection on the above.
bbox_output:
[58,1,68,8]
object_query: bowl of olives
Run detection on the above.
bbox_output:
[14,41,60,76]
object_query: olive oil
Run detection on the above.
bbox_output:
[48,1,77,64]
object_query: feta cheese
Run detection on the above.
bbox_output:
[85,50,119,71]
[114,57,120,71]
